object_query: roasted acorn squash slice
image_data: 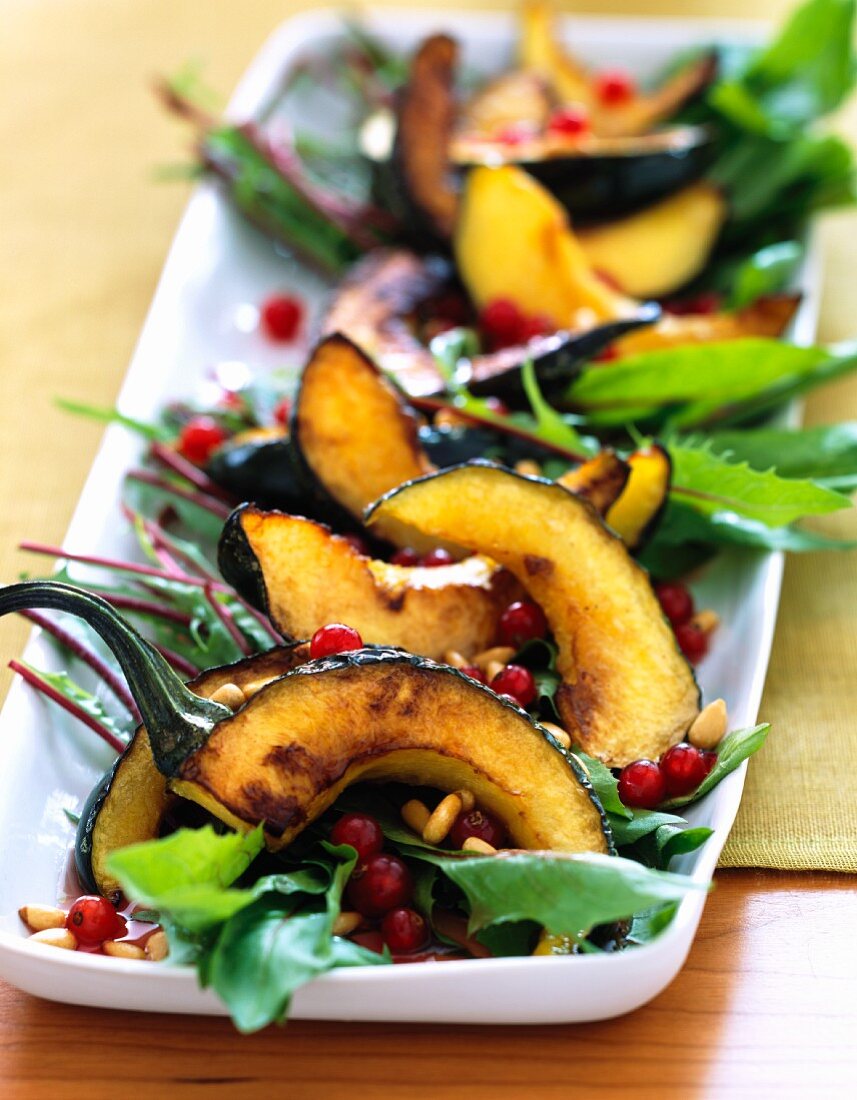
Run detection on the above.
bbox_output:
[606,445,672,551]
[367,463,700,767]
[170,648,612,854]
[218,506,524,661]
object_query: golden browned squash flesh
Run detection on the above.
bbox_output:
[577,184,727,299]
[591,54,718,139]
[556,450,630,515]
[517,0,591,106]
[458,69,555,138]
[170,650,612,854]
[454,165,637,326]
[606,445,672,551]
[367,463,700,767]
[612,294,801,356]
[218,506,524,662]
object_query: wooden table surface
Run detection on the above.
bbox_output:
[1,1,856,1096]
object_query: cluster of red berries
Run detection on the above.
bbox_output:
[66,895,127,946]
[654,581,709,664]
[618,743,717,809]
[478,298,555,351]
[390,546,456,568]
[331,812,427,955]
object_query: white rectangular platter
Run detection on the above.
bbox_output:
[0,6,818,1023]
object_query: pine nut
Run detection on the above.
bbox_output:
[103,940,145,960]
[401,799,431,834]
[240,677,274,698]
[422,793,462,845]
[472,646,516,672]
[540,721,571,749]
[443,649,468,669]
[486,659,506,682]
[456,789,476,813]
[18,904,67,932]
[145,931,169,961]
[209,682,246,710]
[462,837,496,854]
[692,609,720,635]
[514,459,542,477]
[532,931,576,956]
[30,928,77,951]
[332,911,362,937]
[688,698,728,750]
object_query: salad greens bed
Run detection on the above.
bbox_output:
[5,0,857,1031]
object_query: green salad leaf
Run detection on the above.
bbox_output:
[660,724,770,809]
[727,241,804,309]
[707,422,857,490]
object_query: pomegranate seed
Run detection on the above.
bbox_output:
[273,397,292,425]
[595,68,636,106]
[498,600,548,648]
[420,548,455,568]
[547,105,590,137]
[347,854,413,917]
[331,812,384,861]
[479,298,526,348]
[449,808,506,850]
[177,417,228,466]
[701,750,717,776]
[219,390,245,412]
[490,664,537,707]
[660,743,710,797]
[261,294,303,342]
[460,665,487,684]
[655,582,694,627]
[381,907,428,954]
[496,123,535,146]
[351,930,385,954]
[675,621,709,664]
[663,292,722,317]
[66,896,127,945]
[342,533,371,556]
[309,622,363,659]
[519,314,553,341]
[390,547,421,567]
[618,759,666,809]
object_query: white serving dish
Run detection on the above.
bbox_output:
[0,7,819,1022]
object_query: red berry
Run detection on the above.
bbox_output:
[448,808,507,850]
[347,854,413,917]
[460,665,487,684]
[309,622,363,659]
[219,390,245,412]
[330,812,384,861]
[273,397,292,425]
[342,533,371,556]
[663,292,722,317]
[479,298,526,348]
[261,294,303,342]
[701,750,717,776]
[490,664,537,707]
[618,759,666,809]
[547,105,590,137]
[391,547,421,567]
[595,68,636,106]
[350,930,384,954]
[655,582,694,627]
[519,314,553,341]
[498,600,548,648]
[496,123,535,146]
[660,743,709,797]
[381,907,428,954]
[420,548,455,568]
[177,417,228,466]
[66,896,127,945]
[675,621,709,664]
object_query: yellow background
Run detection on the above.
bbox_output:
[1,1,855,868]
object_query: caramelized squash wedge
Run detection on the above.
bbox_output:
[77,646,312,898]
[170,649,612,854]
[367,463,700,766]
[577,184,727,299]
[606,445,672,550]
[218,506,524,661]
[556,450,630,515]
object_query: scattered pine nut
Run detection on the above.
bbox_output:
[462,836,496,854]
[145,931,169,962]
[30,928,77,951]
[401,799,431,834]
[103,939,145,960]
[514,459,542,477]
[456,789,476,813]
[423,793,463,845]
[688,698,728,750]
[18,904,67,932]
[209,682,246,710]
[486,659,506,682]
[540,721,571,749]
[443,649,468,669]
[332,911,362,937]
[240,677,275,698]
[692,609,720,635]
[472,646,516,672]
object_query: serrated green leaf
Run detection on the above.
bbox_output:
[707,422,857,486]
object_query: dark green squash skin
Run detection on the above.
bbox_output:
[206,436,310,514]
[217,503,272,615]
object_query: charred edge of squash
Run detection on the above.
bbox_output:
[218,503,274,617]
[556,451,630,516]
